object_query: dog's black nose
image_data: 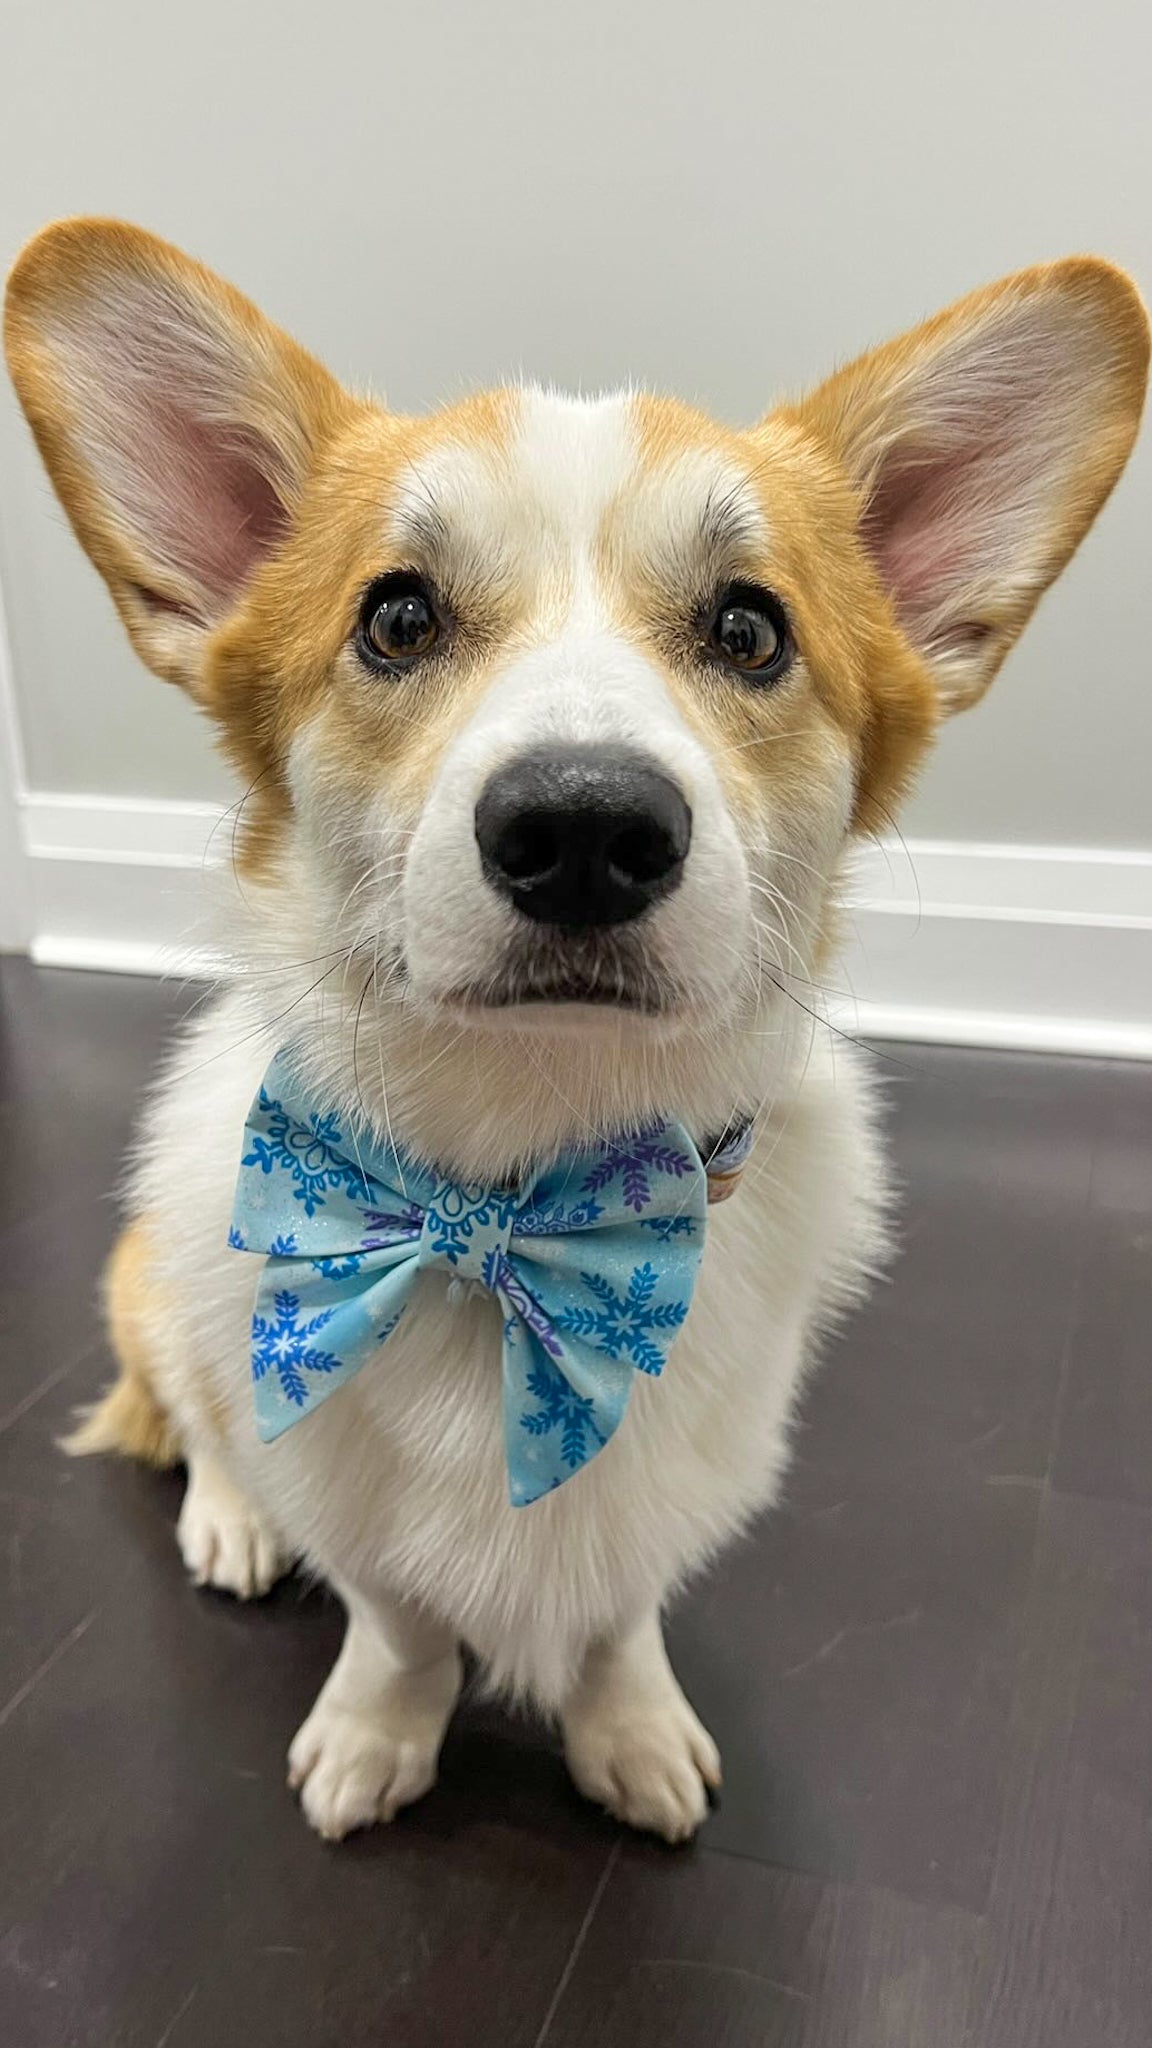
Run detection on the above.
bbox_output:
[475,745,692,929]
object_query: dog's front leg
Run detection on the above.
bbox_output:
[561,1608,720,1843]
[288,1580,462,1840]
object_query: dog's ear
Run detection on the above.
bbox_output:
[784,259,1149,713]
[4,218,352,694]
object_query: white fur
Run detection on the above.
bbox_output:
[130,977,886,1833]
[176,1449,283,1598]
[123,388,886,1840]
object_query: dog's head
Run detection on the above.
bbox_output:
[6,224,1147,1166]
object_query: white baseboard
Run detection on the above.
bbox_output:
[20,794,227,982]
[834,838,1152,1058]
[13,790,1152,1060]
[0,572,32,950]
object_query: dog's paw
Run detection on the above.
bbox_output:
[287,1682,453,1840]
[565,1694,722,1844]
[177,1459,284,1599]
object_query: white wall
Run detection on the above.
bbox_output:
[2,0,1151,1045]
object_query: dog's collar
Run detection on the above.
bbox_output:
[481,1114,754,1204]
[700,1115,755,1203]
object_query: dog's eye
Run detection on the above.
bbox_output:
[357,575,443,669]
[705,584,792,682]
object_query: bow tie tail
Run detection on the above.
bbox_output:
[249,1249,418,1444]
[495,1256,637,1507]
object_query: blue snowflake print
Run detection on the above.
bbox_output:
[227,1225,247,1250]
[513,1195,605,1238]
[311,1251,365,1280]
[423,1185,515,1266]
[377,1307,405,1343]
[242,1091,369,1217]
[487,1252,565,1359]
[520,1355,608,1470]
[359,1203,423,1252]
[251,1289,343,1407]
[269,1232,299,1258]
[581,1130,695,1215]
[641,1215,698,1243]
[555,1262,688,1375]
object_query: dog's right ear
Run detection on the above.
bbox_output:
[4,219,352,694]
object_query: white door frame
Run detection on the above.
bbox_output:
[0,558,32,952]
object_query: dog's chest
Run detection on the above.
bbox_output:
[239,1242,787,1589]
[138,996,884,1696]
[218,1139,857,1702]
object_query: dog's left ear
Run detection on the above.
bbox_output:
[787,259,1149,712]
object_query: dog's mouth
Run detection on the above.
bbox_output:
[441,933,680,1018]
[456,978,662,1014]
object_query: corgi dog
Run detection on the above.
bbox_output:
[5,223,1146,1844]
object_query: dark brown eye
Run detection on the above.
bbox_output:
[705,583,791,682]
[357,574,443,669]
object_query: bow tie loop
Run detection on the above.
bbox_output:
[417,1180,516,1285]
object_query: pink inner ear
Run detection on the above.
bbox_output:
[59,279,294,620]
[853,310,1073,655]
[863,445,993,638]
[114,400,288,618]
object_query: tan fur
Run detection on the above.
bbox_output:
[785,257,1150,726]
[63,1220,180,1468]
[204,390,526,870]
[627,393,939,835]
[3,219,353,689]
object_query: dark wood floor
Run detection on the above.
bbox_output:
[1,956,1150,2048]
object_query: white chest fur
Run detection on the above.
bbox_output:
[132,991,887,1706]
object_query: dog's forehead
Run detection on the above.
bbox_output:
[385,387,765,574]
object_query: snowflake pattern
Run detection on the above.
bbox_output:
[641,1215,699,1243]
[520,1355,608,1469]
[359,1204,424,1251]
[485,1252,565,1360]
[422,1184,516,1267]
[233,1055,710,1500]
[554,1262,688,1375]
[513,1195,605,1237]
[242,1091,370,1217]
[312,1251,366,1280]
[581,1129,695,1214]
[227,1224,247,1250]
[251,1290,343,1408]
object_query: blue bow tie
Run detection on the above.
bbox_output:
[229,1051,718,1505]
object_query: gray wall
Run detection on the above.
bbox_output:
[2,0,1148,844]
